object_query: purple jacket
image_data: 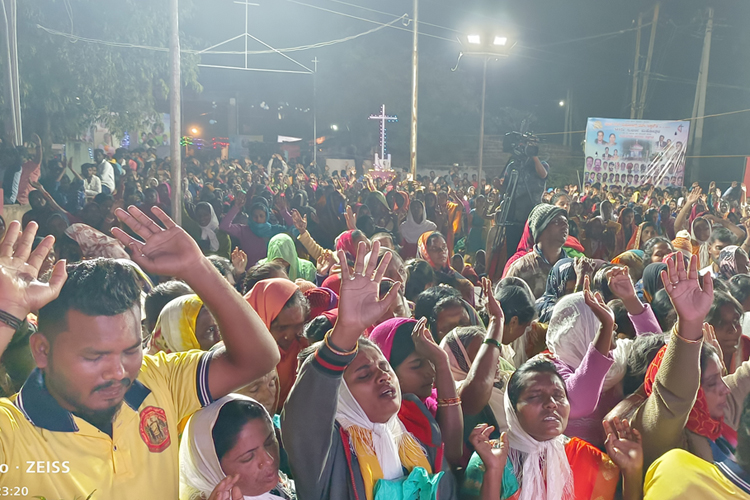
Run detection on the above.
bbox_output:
[219,205,293,268]
[554,303,661,447]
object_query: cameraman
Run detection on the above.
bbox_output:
[501,140,549,256]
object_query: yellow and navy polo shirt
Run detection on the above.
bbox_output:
[0,349,214,499]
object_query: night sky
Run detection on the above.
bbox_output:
[181,0,750,178]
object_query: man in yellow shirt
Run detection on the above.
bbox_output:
[0,206,280,499]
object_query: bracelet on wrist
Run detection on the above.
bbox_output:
[437,397,461,408]
[324,330,358,356]
[483,338,502,349]
[0,310,23,332]
[671,324,702,345]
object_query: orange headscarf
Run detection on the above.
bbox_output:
[644,345,737,443]
[244,278,299,329]
[244,277,305,413]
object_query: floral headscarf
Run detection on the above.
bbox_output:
[151,294,204,353]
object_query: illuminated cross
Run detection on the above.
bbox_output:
[369,105,398,160]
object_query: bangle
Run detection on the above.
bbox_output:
[671,324,702,345]
[324,330,358,356]
[0,310,23,332]
[437,397,462,408]
[483,338,502,349]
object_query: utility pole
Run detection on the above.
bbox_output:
[689,6,714,179]
[637,3,660,120]
[169,0,182,224]
[629,12,643,119]
[409,0,419,180]
[1,0,22,145]
[477,57,488,189]
[312,57,318,171]
[563,89,571,147]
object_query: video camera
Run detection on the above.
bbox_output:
[503,131,541,160]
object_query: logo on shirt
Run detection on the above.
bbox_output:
[139,406,171,453]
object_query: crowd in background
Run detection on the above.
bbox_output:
[1,140,750,500]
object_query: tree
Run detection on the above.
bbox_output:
[4,0,201,142]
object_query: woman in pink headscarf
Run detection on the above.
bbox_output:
[245,278,310,412]
[369,317,465,466]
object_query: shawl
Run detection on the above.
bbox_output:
[536,258,576,324]
[179,394,294,500]
[546,292,631,391]
[244,278,299,329]
[64,223,129,259]
[400,201,437,244]
[259,233,316,282]
[151,294,204,353]
[504,390,575,500]
[644,345,736,443]
[197,202,221,252]
[336,380,432,500]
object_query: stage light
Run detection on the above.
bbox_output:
[190,127,199,135]
[559,101,565,107]
[331,124,339,131]
[467,34,481,45]
[493,36,507,46]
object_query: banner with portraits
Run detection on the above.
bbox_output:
[583,117,690,188]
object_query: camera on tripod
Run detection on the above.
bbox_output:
[503,131,540,160]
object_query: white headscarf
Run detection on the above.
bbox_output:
[179,394,287,500]
[400,202,437,244]
[335,379,408,480]
[504,389,574,500]
[546,292,631,391]
[690,217,713,268]
[198,203,221,252]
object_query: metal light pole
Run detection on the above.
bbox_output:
[312,57,318,171]
[409,0,418,180]
[461,33,513,193]
[169,0,182,224]
[1,0,22,146]
[477,57,488,191]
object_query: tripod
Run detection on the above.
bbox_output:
[487,168,519,281]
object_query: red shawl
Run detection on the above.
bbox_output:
[644,345,737,443]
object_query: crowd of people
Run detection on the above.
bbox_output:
[1,142,750,500]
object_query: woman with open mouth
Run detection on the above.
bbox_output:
[282,241,458,500]
[462,357,644,500]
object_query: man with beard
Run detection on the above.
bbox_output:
[0,206,279,499]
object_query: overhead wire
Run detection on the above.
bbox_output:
[286,0,457,43]
[37,14,407,56]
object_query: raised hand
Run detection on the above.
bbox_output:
[112,206,205,280]
[660,253,713,325]
[331,240,401,349]
[583,275,615,329]
[604,417,643,477]
[573,256,596,291]
[291,209,307,233]
[703,322,725,373]
[412,317,447,365]
[207,474,243,500]
[316,250,335,277]
[231,247,247,273]
[481,277,504,323]
[0,221,66,319]
[344,205,357,231]
[607,266,637,301]
[687,187,702,206]
[469,424,509,473]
